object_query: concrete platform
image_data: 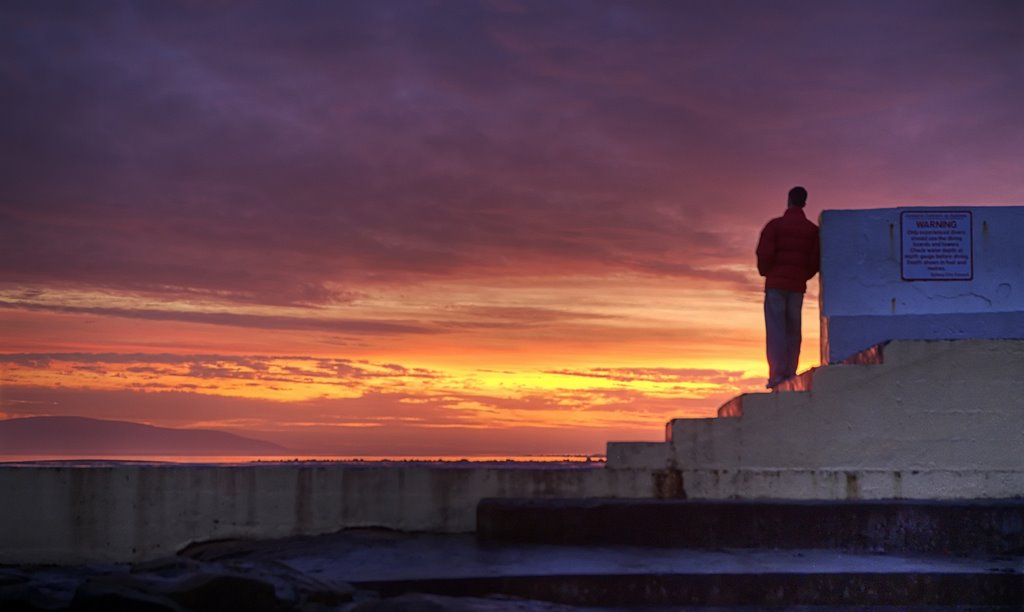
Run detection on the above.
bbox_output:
[6,529,1019,609]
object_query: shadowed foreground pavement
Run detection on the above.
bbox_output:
[2,526,1021,610]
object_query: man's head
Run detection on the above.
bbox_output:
[788,186,807,208]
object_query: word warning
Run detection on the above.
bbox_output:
[901,210,972,281]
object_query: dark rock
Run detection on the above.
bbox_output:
[348,593,453,611]
[178,538,262,562]
[0,569,81,611]
[161,572,286,611]
[277,570,354,607]
[3,558,355,612]
[131,557,202,576]
[0,569,30,587]
[345,593,574,612]
[72,580,183,612]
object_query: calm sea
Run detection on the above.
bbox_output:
[0,453,606,465]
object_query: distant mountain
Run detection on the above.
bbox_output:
[0,416,290,456]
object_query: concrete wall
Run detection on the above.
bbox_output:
[819,206,1024,363]
[7,340,1021,565]
[0,463,660,565]
[608,340,1024,501]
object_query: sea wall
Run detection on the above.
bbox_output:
[0,463,658,565]
[819,206,1024,363]
[8,339,1022,566]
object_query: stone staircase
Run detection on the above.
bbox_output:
[606,339,1024,500]
[462,347,1024,608]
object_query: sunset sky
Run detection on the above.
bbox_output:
[2,1,1022,456]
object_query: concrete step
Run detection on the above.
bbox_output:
[469,498,1024,606]
[357,570,1023,608]
[712,340,907,418]
[477,498,1024,555]
[716,364,882,418]
[667,391,817,469]
[651,339,1024,480]
[710,389,813,422]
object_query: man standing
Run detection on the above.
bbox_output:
[756,186,820,388]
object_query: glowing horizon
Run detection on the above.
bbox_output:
[0,269,817,454]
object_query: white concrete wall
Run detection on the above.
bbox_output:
[819,206,1024,363]
[0,464,658,565]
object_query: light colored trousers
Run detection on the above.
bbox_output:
[764,288,803,387]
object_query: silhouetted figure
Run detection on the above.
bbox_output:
[756,186,820,388]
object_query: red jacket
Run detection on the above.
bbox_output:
[756,207,820,293]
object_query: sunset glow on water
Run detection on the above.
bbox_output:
[2,2,1021,458]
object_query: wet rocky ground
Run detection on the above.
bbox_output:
[2,528,1021,610]
[0,551,576,611]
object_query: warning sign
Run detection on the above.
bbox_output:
[901,211,972,281]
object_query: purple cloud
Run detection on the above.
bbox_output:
[1,0,1021,312]
[0,300,433,335]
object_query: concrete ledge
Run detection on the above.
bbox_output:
[605,442,673,469]
[667,417,740,466]
[824,313,1024,364]
[678,468,1024,500]
[362,577,1024,609]
[477,498,1024,554]
[0,463,658,565]
[15,461,1014,565]
[358,572,1024,607]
